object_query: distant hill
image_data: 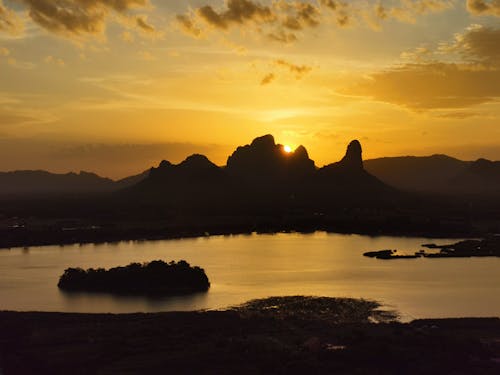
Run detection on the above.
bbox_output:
[364,155,500,194]
[0,169,149,196]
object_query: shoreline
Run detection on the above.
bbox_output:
[0,226,478,251]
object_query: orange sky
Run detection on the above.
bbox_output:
[0,0,499,178]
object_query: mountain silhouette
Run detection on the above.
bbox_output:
[451,159,500,193]
[0,169,148,196]
[364,155,500,194]
[226,134,315,181]
[122,135,393,214]
[316,140,388,193]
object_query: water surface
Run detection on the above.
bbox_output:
[1,232,499,320]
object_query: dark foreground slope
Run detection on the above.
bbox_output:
[0,297,499,375]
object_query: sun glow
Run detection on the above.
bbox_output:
[284,145,292,153]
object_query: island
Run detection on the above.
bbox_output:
[363,249,421,259]
[364,236,500,260]
[57,260,210,295]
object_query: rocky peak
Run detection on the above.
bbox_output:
[339,140,363,170]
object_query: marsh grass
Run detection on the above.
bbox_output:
[231,296,399,324]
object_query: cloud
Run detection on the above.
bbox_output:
[341,24,500,111]
[12,0,149,38]
[444,25,500,64]
[373,0,454,25]
[436,111,482,119]
[196,0,276,29]
[176,0,456,44]
[342,62,500,110]
[275,59,313,78]
[280,1,321,30]
[467,0,500,16]
[0,0,23,35]
[260,73,276,85]
[135,15,155,33]
[267,29,297,43]
[258,58,313,85]
[176,14,203,38]
[176,0,326,44]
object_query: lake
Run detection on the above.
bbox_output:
[1,232,499,320]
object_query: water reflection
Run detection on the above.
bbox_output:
[60,290,210,311]
[0,232,499,318]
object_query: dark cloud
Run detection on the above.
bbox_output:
[14,0,149,37]
[267,29,297,43]
[373,0,453,24]
[259,58,312,85]
[280,2,320,30]
[455,26,500,63]
[177,0,454,44]
[196,0,275,29]
[260,73,275,85]
[177,0,322,44]
[176,14,202,37]
[275,59,313,78]
[467,0,500,16]
[136,15,155,33]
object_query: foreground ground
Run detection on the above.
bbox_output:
[0,297,499,374]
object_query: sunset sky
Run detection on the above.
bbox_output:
[1,0,499,178]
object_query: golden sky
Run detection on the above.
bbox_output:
[1,0,499,178]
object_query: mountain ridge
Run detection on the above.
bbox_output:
[1,137,499,196]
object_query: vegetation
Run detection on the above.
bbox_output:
[232,296,398,323]
[57,260,210,295]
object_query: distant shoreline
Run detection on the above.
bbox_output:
[0,224,477,251]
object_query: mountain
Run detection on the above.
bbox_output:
[0,169,149,196]
[364,155,466,192]
[364,155,500,194]
[226,134,315,182]
[317,140,386,189]
[451,159,500,194]
[124,135,392,214]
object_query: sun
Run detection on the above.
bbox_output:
[284,145,292,153]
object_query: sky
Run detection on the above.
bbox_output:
[0,0,499,178]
